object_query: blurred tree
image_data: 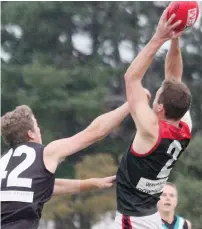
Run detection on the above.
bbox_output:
[176,176,202,229]
[168,134,202,228]
[1,1,202,228]
[2,1,202,132]
[42,154,117,229]
[171,133,202,180]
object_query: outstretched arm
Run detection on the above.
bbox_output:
[44,102,129,166]
[124,10,181,137]
[53,176,116,196]
[165,38,192,130]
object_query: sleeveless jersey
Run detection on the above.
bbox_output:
[162,216,188,229]
[0,142,55,229]
[116,120,191,217]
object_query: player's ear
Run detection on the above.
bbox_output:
[158,104,164,112]
[28,130,35,140]
[174,197,178,208]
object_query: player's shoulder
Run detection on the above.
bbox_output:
[176,215,191,229]
[15,142,45,160]
[185,219,192,229]
[24,142,45,150]
[15,142,44,148]
[179,120,192,139]
[159,120,191,140]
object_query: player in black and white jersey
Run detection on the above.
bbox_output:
[1,102,129,229]
[114,8,192,229]
[158,183,192,229]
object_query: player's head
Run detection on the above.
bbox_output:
[1,105,42,147]
[153,79,191,121]
[157,182,178,214]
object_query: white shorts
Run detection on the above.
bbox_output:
[114,211,162,229]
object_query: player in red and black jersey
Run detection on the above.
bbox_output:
[115,8,192,229]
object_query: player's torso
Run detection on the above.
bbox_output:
[162,216,188,229]
[116,120,191,216]
[0,142,55,228]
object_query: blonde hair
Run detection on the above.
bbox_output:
[1,105,35,147]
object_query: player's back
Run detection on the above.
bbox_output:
[162,215,189,229]
[0,142,55,229]
[116,120,191,217]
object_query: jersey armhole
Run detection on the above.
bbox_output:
[130,122,162,157]
[41,147,54,177]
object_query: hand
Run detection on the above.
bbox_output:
[154,8,183,42]
[95,175,116,189]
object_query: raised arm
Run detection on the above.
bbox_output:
[44,102,129,172]
[124,10,181,137]
[165,38,183,81]
[124,37,161,137]
[165,38,192,130]
[53,176,116,196]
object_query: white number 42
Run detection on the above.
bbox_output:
[0,145,36,188]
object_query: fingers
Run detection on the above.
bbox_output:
[99,175,116,188]
[172,31,183,39]
[170,20,182,29]
[160,8,168,21]
[105,175,116,182]
[167,13,176,25]
[156,7,183,41]
[95,175,116,189]
[166,14,182,37]
[105,183,113,188]
[166,12,181,30]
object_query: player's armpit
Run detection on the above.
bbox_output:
[131,102,159,138]
[125,80,158,137]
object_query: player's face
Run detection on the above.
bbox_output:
[32,116,42,144]
[158,185,178,213]
[152,87,164,117]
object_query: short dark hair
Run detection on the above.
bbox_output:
[158,79,192,120]
[1,105,35,147]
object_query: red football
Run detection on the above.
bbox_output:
[167,1,200,31]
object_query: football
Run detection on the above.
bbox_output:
[167,1,200,31]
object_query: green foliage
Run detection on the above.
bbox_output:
[42,154,117,229]
[169,134,202,229]
[1,1,202,228]
[181,134,202,179]
[176,176,202,228]
[1,63,111,142]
